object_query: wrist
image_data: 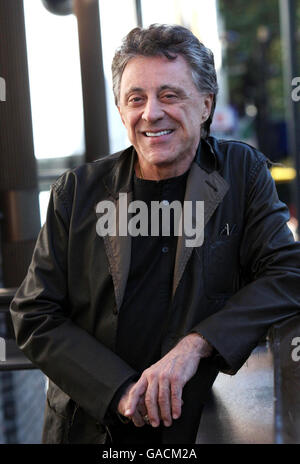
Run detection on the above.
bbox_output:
[187,332,214,358]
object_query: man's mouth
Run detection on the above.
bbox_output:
[143,129,174,137]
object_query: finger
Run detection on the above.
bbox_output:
[145,378,160,427]
[130,410,146,428]
[124,379,147,417]
[170,382,183,420]
[158,378,172,427]
[137,396,147,417]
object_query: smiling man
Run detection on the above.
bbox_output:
[117,54,212,180]
[10,24,300,445]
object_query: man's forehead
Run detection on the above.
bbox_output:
[122,53,188,73]
[120,54,194,91]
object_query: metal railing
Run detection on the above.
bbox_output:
[269,314,300,444]
[0,287,299,443]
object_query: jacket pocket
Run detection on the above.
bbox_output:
[68,406,107,444]
[203,233,240,299]
[42,397,70,444]
[42,382,107,444]
[42,382,75,444]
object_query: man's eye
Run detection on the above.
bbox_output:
[129,96,142,104]
[162,94,177,100]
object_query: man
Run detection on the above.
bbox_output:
[10,24,300,444]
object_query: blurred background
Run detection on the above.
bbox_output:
[0,0,299,444]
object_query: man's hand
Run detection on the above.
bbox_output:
[122,333,213,428]
[117,382,147,427]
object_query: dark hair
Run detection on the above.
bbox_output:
[111,24,218,138]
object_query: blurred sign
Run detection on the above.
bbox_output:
[211,105,237,134]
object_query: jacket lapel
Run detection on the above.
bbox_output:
[103,191,132,312]
[172,161,229,298]
[102,148,135,312]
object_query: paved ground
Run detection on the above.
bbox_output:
[196,343,274,444]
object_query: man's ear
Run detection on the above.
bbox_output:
[202,94,214,122]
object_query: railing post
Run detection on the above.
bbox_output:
[0,0,41,287]
[279,0,300,228]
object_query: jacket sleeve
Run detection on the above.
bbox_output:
[192,157,300,374]
[10,177,138,423]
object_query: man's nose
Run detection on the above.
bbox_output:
[142,97,164,122]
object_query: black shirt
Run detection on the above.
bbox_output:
[115,170,189,374]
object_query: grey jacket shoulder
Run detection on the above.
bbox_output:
[210,137,272,167]
[207,136,274,190]
[49,148,134,220]
[52,148,129,193]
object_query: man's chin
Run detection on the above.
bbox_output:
[141,152,178,167]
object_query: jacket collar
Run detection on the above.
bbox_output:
[103,136,219,198]
[196,136,219,173]
[103,147,136,200]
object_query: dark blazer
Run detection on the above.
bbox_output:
[10,136,300,443]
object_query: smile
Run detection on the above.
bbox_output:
[144,130,173,137]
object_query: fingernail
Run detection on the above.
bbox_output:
[151,421,159,428]
[125,409,131,416]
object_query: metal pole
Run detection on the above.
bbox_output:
[279,0,300,226]
[73,0,110,162]
[135,0,143,27]
[0,0,41,287]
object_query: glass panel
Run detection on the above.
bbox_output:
[99,0,137,153]
[141,0,222,74]
[24,0,84,159]
[39,190,51,227]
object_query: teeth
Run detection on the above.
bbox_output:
[145,130,172,137]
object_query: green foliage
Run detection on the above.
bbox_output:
[218,0,288,119]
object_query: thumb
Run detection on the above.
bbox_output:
[124,378,147,417]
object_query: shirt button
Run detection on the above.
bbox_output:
[162,246,169,253]
[162,200,169,206]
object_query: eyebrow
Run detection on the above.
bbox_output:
[159,85,187,97]
[124,84,187,101]
[124,87,144,101]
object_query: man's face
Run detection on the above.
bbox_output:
[118,54,213,171]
